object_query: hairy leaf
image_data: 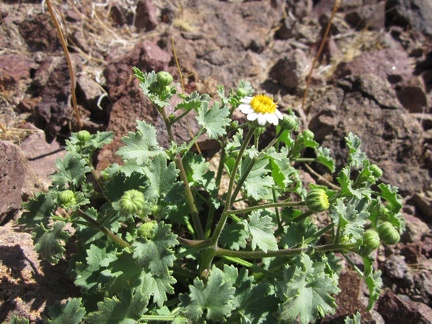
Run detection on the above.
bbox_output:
[34,222,70,264]
[246,211,278,252]
[277,254,340,323]
[240,156,273,200]
[196,100,230,139]
[86,289,148,323]
[330,198,369,241]
[220,221,248,250]
[47,298,86,324]
[179,265,236,322]
[116,121,164,165]
[132,222,178,277]
[346,132,367,169]
[143,155,179,201]
[20,191,57,228]
[51,153,91,188]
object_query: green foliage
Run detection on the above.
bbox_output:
[20,69,405,323]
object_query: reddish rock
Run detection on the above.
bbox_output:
[334,48,413,84]
[135,0,158,31]
[18,13,61,52]
[377,291,432,323]
[0,54,37,84]
[0,141,25,224]
[33,55,81,137]
[401,213,430,243]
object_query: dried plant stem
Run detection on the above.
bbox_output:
[45,0,82,130]
[301,0,341,110]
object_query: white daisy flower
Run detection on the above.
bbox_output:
[238,94,283,126]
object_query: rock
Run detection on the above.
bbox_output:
[18,13,61,52]
[383,255,414,288]
[386,0,432,37]
[76,75,110,123]
[270,49,310,91]
[377,291,432,323]
[0,54,37,84]
[0,141,25,225]
[319,74,428,196]
[19,125,66,199]
[345,2,386,31]
[334,48,413,84]
[33,55,81,138]
[135,0,158,31]
[400,213,430,243]
[0,221,78,322]
[412,192,432,219]
[322,270,383,323]
[396,77,428,113]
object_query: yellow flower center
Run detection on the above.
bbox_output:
[250,94,277,114]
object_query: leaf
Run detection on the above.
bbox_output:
[106,248,176,306]
[277,254,340,323]
[363,256,383,310]
[316,147,335,173]
[141,271,176,307]
[50,153,91,188]
[378,183,402,213]
[132,222,178,277]
[86,289,148,324]
[196,100,230,139]
[73,244,117,293]
[246,211,278,252]
[103,172,148,202]
[116,120,164,165]
[345,311,362,324]
[222,265,278,324]
[346,132,367,169]
[240,155,273,200]
[280,221,318,248]
[267,147,300,190]
[336,167,362,199]
[46,298,86,324]
[9,315,30,324]
[34,222,70,264]
[183,153,216,192]
[20,191,57,228]
[220,221,248,250]
[330,198,369,241]
[175,91,210,112]
[143,155,179,200]
[179,265,236,322]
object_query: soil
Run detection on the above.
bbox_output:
[1,0,432,322]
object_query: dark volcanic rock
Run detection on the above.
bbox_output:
[0,141,25,225]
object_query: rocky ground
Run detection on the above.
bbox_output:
[1,0,432,322]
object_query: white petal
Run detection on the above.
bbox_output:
[239,104,253,113]
[267,113,279,125]
[240,97,253,104]
[247,112,258,121]
[275,109,283,119]
[257,114,267,126]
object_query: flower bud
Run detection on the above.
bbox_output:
[378,221,400,245]
[280,115,297,131]
[236,88,248,97]
[156,71,173,86]
[305,188,329,212]
[370,164,383,179]
[77,130,91,143]
[58,190,76,207]
[138,221,156,239]
[363,229,381,251]
[120,190,145,214]
[149,82,163,93]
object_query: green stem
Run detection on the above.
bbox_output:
[211,127,256,245]
[214,242,357,259]
[170,108,192,124]
[230,127,285,204]
[76,209,130,248]
[225,201,304,216]
[159,106,205,240]
[184,128,205,152]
